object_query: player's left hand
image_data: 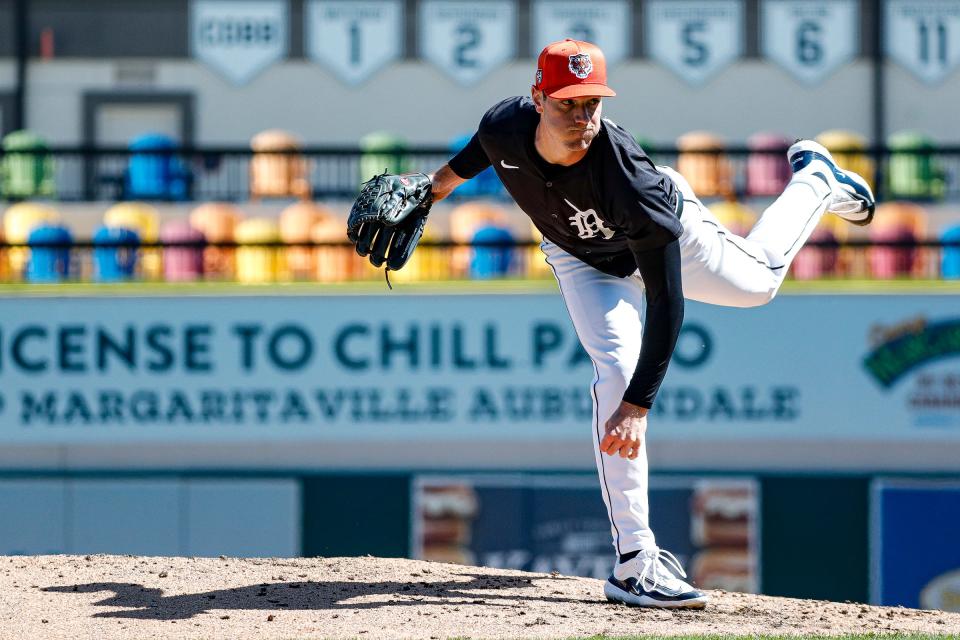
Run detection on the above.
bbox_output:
[346,172,433,271]
[601,401,648,460]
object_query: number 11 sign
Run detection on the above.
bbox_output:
[886,0,960,85]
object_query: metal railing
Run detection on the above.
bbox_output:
[1,239,957,285]
[1,145,959,202]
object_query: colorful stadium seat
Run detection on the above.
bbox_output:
[746,133,792,197]
[189,202,241,278]
[676,131,733,198]
[160,219,205,282]
[815,130,875,191]
[887,131,945,201]
[235,217,280,283]
[2,201,61,276]
[707,200,757,236]
[449,201,511,278]
[311,215,361,283]
[446,134,503,199]
[1,130,55,200]
[26,224,72,283]
[940,225,960,280]
[868,202,927,278]
[359,131,410,184]
[280,201,332,280]
[125,133,192,201]
[93,226,140,282]
[104,202,162,279]
[250,130,311,200]
[470,225,515,279]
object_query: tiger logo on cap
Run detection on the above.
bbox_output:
[568,53,593,79]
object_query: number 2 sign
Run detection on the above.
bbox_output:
[419,0,517,86]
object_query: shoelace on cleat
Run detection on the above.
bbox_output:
[637,548,687,593]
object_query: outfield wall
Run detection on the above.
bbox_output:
[1,291,958,609]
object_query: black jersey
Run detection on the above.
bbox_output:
[448,96,685,409]
[448,96,683,278]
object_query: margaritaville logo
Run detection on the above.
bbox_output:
[863,317,960,389]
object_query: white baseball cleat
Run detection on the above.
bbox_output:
[604,548,709,609]
[788,139,876,226]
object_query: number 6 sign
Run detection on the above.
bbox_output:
[762,0,858,85]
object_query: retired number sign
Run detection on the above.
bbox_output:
[886,0,960,85]
[530,0,631,66]
[761,0,858,85]
[306,0,403,85]
[645,0,744,85]
[418,0,517,86]
[190,0,288,86]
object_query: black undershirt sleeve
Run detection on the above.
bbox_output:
[447,133,491,180]
[622,238,684,408]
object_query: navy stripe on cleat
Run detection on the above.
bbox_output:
[604,548,709,609]
[787,139,876,226]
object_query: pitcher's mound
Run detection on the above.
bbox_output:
[3,555,958,639]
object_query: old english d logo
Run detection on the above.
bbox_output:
[568,53,593,79]
[565,198,614,240]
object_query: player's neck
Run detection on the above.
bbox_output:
[534,123,590,166]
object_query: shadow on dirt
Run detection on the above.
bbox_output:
[42,569,593,621]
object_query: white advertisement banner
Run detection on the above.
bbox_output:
[1,294,959,470]
[190,0,289,85]
[761,0,858,85]
[306,0,403,85]
[886,0,960,85]
[646,0,744,85]
[418,0,517,86]
[530,0,631,65]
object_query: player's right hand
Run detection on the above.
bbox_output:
[601,401,648,460]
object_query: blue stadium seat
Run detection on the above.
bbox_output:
[93,226,140,282]
[125,133,191,200]
[26,224,72,283]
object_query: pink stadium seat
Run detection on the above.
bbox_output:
[161,219,205,282]
[746,133,791,197]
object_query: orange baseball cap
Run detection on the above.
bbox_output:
[534,39,616,99]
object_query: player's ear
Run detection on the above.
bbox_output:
[530,87,544,113]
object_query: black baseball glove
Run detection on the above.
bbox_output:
[346,172,433,271]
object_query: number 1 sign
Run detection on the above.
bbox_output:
[306,0,403,85]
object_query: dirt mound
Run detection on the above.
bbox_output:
[1,555,958,639]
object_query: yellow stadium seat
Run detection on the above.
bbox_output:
[104,202,161,279]
[676,131,734,198]
[190,202,242,279]
[707,201,757,236]
[526,223,553,279]
[279,201,332,280]
[815,130,875,190]
[235,217,280,284]
[250,130,311,200]
[2,202,61,277]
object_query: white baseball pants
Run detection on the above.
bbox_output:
[541,166,832,555]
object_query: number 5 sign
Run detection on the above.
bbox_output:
[886,0,960,85]
[419,0,517,86]
[762,0,858,85]
[646,0,744,86]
